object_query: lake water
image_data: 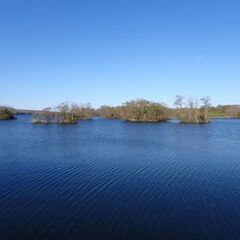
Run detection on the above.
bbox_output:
[1,115,240,240]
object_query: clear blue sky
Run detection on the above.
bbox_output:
[0,0,240,109]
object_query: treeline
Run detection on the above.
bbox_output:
[97,97,211,123]
[32,102,94,124]
[5,96,240,124]
[32,99,169,124]
[32,97,212,124]
[209,105,240,118]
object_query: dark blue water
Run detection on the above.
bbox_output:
[1,115,240,240]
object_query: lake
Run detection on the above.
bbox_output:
[1,115,240,240]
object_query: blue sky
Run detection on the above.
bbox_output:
[0,0,240,109]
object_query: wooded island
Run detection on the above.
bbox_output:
[31,96,211,124]
[0,108,16,120]
[2,96,240,124]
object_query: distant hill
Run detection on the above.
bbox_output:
[0,106,16,112]
[164,105,240,119]
[0,106,42,115]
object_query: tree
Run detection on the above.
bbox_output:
[42,107,52,123]
[174,95,187,122]
[32,102,94,124]
[56,102,77,123]
[174,95,211,123]
[98,105,120,119]
[71,103,93,120]
[200,96,211,122]
[120,99,169,122]
[174,95,185,109]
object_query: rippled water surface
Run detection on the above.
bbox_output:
[1,115,240,240]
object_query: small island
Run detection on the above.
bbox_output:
[174,95,211,124]
[118,99,169,122]
[5,95,240,125]
[97,97,211,123]
[31,96,212,124]
[0,108,16,120]
[32,102,93,124]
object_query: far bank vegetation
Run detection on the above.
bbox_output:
[97,105,121,119]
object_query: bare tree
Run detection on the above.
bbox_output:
[200,96,211,122]
[174,95,185,109]
[174,95,211,123]
[42,107,52,123]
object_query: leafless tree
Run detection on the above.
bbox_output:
[174,95,211,123]
[200,96,211,122]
